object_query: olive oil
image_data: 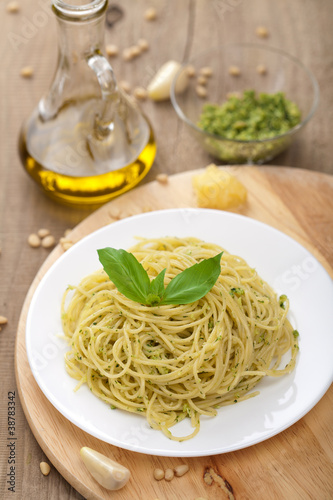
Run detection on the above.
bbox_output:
[18,0,157,207]
[19,98,156,207]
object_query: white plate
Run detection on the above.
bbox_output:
[25,208,333,457]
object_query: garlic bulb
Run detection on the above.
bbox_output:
[147,60,189,101]
[80,447,130,490]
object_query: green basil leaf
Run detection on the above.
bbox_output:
[97,247,223,307]
[150,268,166,296]
[145,268,167,306]
[160,252,223,305]
[97,247,151,304]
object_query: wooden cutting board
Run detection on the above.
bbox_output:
[15,166,333,500]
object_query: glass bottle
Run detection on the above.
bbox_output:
[19,0,156,207]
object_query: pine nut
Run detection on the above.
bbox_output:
[106,44,119,57]
[129,46,141,58]
[28,233,41,248]
[228,65,241,76]
[153,468,164,480]
[20,66,34,78]
[199,66,213,77]
[256,64,267,75]
[63,228,72,237]
[197,75,207,86]
[156,173,168,184]
[122,48,134,61]
[133,87,148,100]
[144,7,157,21]
[62,242,73,251]
[174,464,189,477]
[59,238,73,251]
[7,1,20,13]
[0,316,8,325]
[256,26,269,38]
[195,85,207,98]
[41,235,56,249]
[37,228,50,238]
[164,468,174,481]
[40,462,51,476]
[59,236,72,243]
[137,38,149,51]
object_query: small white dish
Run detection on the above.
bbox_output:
[25,208,333,457]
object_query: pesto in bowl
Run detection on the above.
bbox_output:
[198,90,302,141]
[170,44,319,164]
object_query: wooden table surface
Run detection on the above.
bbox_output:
[0,1,332,499]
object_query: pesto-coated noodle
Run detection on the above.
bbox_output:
[62,237,299,441]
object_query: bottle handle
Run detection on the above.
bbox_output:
[86,53,119,141]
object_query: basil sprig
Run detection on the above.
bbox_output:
[97,247,222,306]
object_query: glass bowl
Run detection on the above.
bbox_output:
[170,44,319,164]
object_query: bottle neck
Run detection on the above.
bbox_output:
[53,0,107,57]
[56,16,105,58]
[52,0,107,21]
[38,0,109,120]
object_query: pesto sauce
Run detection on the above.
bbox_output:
[198,90,302,141]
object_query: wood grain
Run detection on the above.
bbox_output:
[15,166,333,500]
[1,0,333,498]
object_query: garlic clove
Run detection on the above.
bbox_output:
[147,60,189,101]
[80,447,130,491]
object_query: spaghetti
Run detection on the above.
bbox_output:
[62,237,299,441]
